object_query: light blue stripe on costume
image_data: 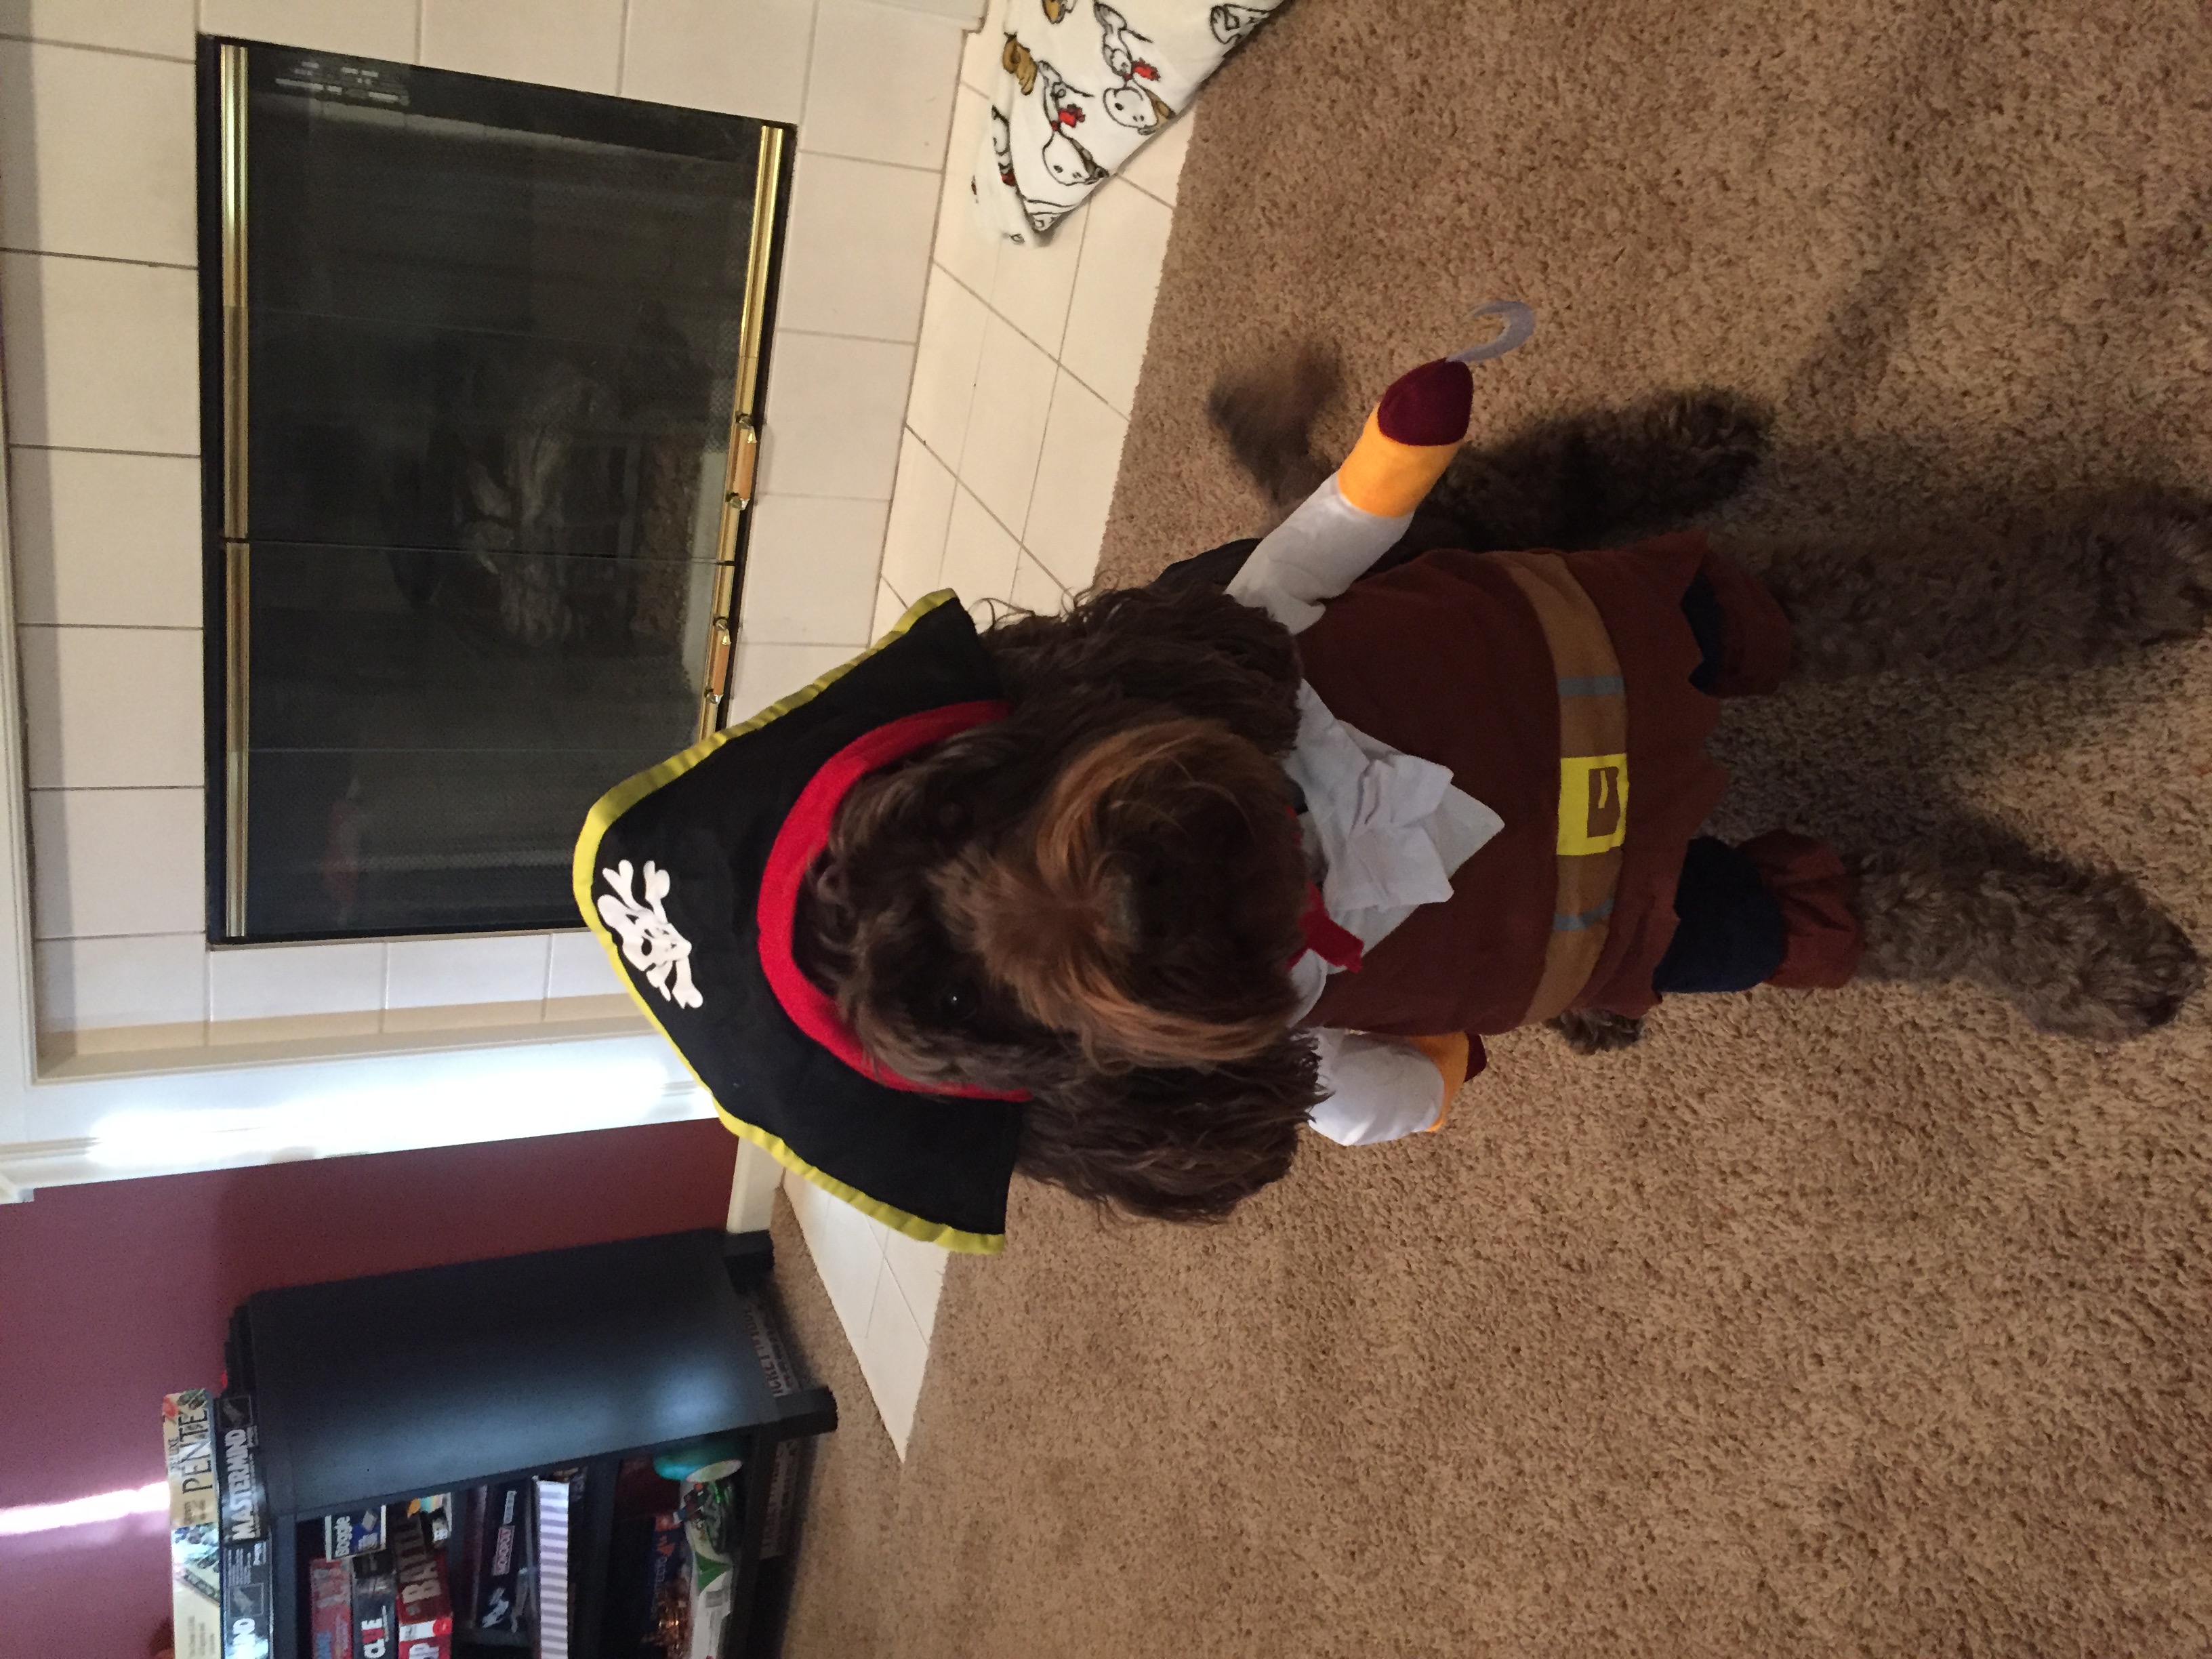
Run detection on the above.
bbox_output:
[1553,898,1616,933]
[1557,674,1626,698]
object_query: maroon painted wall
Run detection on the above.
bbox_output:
[0,1119,737,1659]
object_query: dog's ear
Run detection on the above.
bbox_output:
[1205,343,1340,521]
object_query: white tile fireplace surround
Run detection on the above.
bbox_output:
[1,0,975,1061]
[0,0,985,1197]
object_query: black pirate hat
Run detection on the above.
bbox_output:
[572,592,1023,1254]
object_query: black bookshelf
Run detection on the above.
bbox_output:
[224,1229,835,1659]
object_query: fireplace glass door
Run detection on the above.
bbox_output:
[202,40,787,941]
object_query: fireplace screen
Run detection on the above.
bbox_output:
[200,40,788,942]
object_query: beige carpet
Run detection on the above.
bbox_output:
[781,3,2212,1654]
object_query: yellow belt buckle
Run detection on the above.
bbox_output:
[1557,754,1629,856]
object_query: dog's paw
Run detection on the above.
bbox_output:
[1864,844,2207,1042]
[2070,492,2212,656]
[1548,1006,1647,1054]
[1995,863,2205,1041]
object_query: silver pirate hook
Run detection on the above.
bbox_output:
[1450,300,1536,365]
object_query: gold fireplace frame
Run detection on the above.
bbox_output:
[214,43,785,939]
[700,123,785,743]
[218,43,250,939]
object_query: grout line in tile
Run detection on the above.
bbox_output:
[1005,346,1056,547]
[796,0,825,132]
[953,478,1024,552]
[768,325,924,348]
[1022,550,1070,598]
[1017,367,1069,539]
[930,259,993,314]
[930,249,1125,418]
[26,784,201,794]
[7,443,199,460]
[35,926,206,944]
[853,1256,889,1362]
[749,486,914,504]
[745,490,893,508]
[1120,164,1178,211]
[15,623,202,633]
[614,0,632,95]
[905,420,964,478]
[0,33,192,64]
[884,1250,941,1338]
[791,144,947,178]
[921,33,966,234]
[1054,354,1135,424]
[0,247,195,272]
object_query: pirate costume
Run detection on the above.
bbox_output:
[573,329,1860,1250]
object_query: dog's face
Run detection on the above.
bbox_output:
[800,703,1310,1093]
[826,883,1076,1095]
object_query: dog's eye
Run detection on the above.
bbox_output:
[936,982,975,1023]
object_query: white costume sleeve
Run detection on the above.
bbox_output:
[1225,476,1412,635]
[1225,333,1534,634]
[1306,1029,1450,1147]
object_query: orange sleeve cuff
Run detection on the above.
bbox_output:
[1335,409,1460,519]
[1401,1031,1473,1131]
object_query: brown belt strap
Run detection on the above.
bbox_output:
[1490,552,1629,1025]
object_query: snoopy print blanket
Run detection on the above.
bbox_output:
[974,0,1284,243]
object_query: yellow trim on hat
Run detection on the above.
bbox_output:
[708,1103,1004,1254]
[571,589,1007,1256]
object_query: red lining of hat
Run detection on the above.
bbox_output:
[756,699,1028,1101]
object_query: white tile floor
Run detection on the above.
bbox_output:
[865,16,1190,644]
[783,0,1192,1456]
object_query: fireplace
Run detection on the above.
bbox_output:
[199,39,790,943]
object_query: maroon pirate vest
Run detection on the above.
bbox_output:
[1296,533,1739,1037]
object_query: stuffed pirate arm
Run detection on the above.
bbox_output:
[1308,1029,1475,1145]
[1227,356,1476,634]
[1227,302,1536,633]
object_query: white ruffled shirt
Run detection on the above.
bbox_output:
[1218,459,1508,1145]
[1280,684,1500,1145]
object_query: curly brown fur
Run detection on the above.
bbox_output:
[1423,387,1773,551]
[1204,344,1339,525]
[1850,835,2203,1040]
[1738,491,2212,679]
[796,583,1325,1222]
[985,584,1304,754]
[797,702,1305,1092]
[933,715,1310,1069]
[1548,1006,1647,1054]
[1014,1045,1320,1223]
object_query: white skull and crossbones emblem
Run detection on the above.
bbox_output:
[597,859,703,1009]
